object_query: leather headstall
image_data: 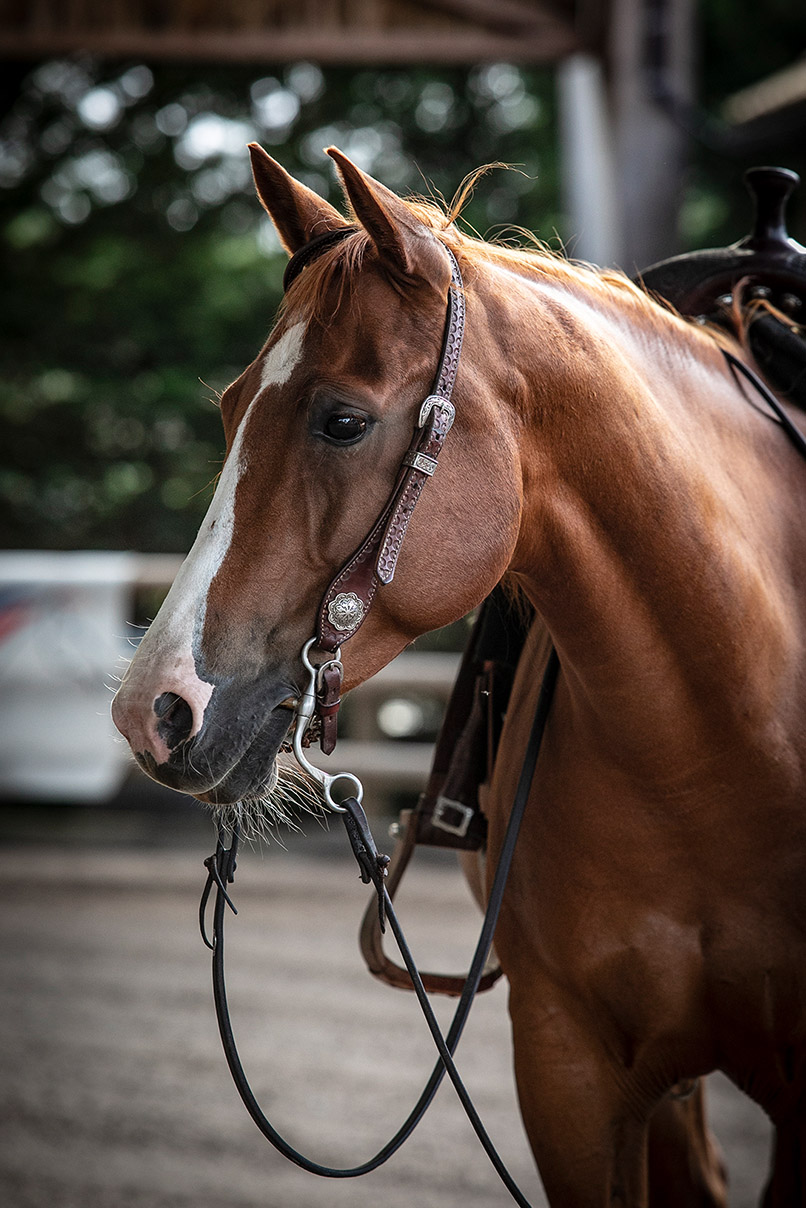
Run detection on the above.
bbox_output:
[283,229,466,754]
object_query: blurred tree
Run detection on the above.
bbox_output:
[1,1,805,555]
[0,60,559,552]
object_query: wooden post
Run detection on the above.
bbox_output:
[608,0,695,272]
[557,53,622,266]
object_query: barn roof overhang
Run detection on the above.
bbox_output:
[0,0,608,66]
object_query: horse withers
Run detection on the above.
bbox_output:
[112,145,806,1206]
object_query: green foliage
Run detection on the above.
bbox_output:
[3,18,806,556]
[0,60,559,552]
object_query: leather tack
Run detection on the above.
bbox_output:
[316,246,465,652]
[316,663,343,756]
[282,236,466,750]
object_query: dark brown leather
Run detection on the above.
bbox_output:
[314,402,456,649]
[413,667,490,851]
[315,246,465,657]
[358,805,503,997]
[283,226,357,291]
[316,663,343,756]
[420,590,530,843]
[375,400,456,585]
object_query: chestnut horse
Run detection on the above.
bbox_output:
[112,145,806,1206]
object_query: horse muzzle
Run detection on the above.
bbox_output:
[112,675,297,804]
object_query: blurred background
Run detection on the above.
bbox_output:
[1,0,805,821]
[1,2,805,1205]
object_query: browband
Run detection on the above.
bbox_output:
[283,226,357,291]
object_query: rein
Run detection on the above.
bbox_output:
[722,348,806,459]
[200,649,558,1200]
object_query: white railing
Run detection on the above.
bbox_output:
[0,552,458,803]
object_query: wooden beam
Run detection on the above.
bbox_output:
[416,0,570,35]
[0,25,580,64]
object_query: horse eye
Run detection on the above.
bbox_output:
[323,413,368,444]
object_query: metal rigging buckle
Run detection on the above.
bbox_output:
[432,796,475,838]
[418,394,455,431]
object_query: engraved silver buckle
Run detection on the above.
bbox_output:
[418,394,455,432]
[432,796,474,838]
[403,451,438,476]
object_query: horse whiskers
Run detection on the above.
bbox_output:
[210,759,328,847]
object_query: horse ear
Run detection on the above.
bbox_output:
[248,143,349,255]
[326,146,448,285]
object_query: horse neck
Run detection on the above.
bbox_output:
[474,251,798,763]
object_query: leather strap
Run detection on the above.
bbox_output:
[200,647,560,1206]
[280,233,465,751]
[722,348,806,458]
[358,803,502,996]
[316,663,342,757]
[316,246,465,652]
[283,226,356,291]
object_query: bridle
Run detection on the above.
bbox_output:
[287,227,467,802]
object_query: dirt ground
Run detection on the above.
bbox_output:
[0,809,774,1207]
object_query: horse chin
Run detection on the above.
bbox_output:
[183,696,297,807]
[194,757,279,808]
[203,756,327,842]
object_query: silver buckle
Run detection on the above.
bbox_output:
[432,796,474,838]
[418,395,455,432]
[403,451,438,476]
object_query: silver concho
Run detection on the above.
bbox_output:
[327,591,365,633]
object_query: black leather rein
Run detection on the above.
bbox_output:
[200,649,559,1202]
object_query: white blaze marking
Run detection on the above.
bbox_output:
[121,321,307,740]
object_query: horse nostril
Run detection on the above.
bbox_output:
[153,691,195,750]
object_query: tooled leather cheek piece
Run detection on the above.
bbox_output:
[282,230,465,754]
[316,245,465,654]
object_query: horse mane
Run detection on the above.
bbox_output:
[280,170,660,327]
[280,170,759,380]
[728,289,805,356]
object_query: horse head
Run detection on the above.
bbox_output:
[111,146,521,810]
